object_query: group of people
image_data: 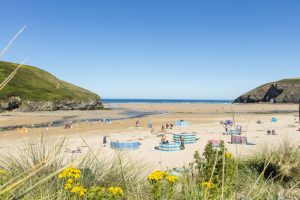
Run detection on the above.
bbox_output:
[267,129,277,135]
[161,123,173,132]
[135,120,174,132]
[135,120,154,128]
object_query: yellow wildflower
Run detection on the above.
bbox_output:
[64,178,74,190]
[201,181,214,189]
[58,167,81,180]
[71,185,87,197]
[225,152,233,159]
[0,169,6,175]
[148,170,168,182]
[108,187,124,197]
[166,175,179,183]
[64,183,72,190]
[67,179,74,184]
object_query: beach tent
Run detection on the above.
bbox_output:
[173,133,197,144]
[271,118,278,122]
[110,141,141,150]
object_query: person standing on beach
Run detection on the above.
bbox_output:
[179,136,185,150]
[170,123,173,129]
[103,136,107,147]
[161,125,165,132]
[148,120,152,128]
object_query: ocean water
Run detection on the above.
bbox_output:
[102,99,232,104]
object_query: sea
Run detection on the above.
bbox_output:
[102,99,232,104]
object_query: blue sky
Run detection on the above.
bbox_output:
[0,0,300,99]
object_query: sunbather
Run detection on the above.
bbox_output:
[161,134,169,144]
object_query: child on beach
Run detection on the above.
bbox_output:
[136,121,140,127]
[161,125,165,132]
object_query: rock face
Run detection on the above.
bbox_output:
[0,97,102,111]
[0,61,102,111]
[234,78,300,103]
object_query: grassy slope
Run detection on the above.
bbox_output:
[278,77,300,83]
[0,61,100,102]
[239,77,300,97]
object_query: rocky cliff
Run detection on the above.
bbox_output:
[234,78,300,103]
[0,61,102,111]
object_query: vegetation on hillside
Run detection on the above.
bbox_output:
[0,136,299,200]
[0,61,100,102]
[279,78,300,84]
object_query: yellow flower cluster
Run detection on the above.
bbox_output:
[148,170,168,182]
[71,185,87,197]
[0,169,6,175]
[225,152,233,159]
[201,181,214,189]
[166,175,179,183]
[64,178,74,190]
[108,186,124,197]
[58,167,81,180]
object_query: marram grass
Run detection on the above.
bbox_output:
[0,135,299,200]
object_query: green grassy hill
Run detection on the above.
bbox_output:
[234,77,300,103]
[0,61,100,102]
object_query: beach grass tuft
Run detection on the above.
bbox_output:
[0,135,299,199]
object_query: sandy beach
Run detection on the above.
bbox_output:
[0,103,299,170]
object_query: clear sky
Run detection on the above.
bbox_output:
[0,0,300,99]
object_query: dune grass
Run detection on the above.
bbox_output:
[0,135,299,200]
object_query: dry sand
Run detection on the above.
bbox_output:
[0,103,299,171]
